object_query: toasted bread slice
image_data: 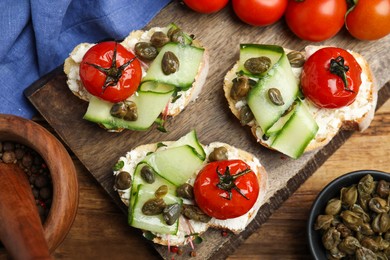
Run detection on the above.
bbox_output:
[63,25,209,127]
[223,45,377,153]
[114,140,268,246]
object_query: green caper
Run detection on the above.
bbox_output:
[240,105,254,126]
[123,101,138,121]
[244,56,271,75]
[141,165,155,184]
[161,51,179,75]
[110,102,127,119]
[377,180,390,198]
[268,88,284,106]
[230,76,251,100]
[110,101,138,121]
[176,183,194,200]
[369,197,389,213]
[163,203,181,225]
[150,31,170,48]
[114,171,132,190]
[168,28,185,44]
[155,185,169,198]
[142,197,166,215]
[287,51,305,68]
[182,204,211,223]
[208,146,228,162]
[134,42,158,61]
[325,199,342,215]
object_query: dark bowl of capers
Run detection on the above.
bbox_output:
[307,170,390,260]
[0,114,79,255]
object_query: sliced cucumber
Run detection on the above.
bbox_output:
[129,184,182,235]
[247,46,299,133]
[139,81,175,93]
[129,163,177,215]
[238,44,283,78]
[166,23,193,45]
[142,42,204,89]
[270,100,318,159]
[141,145,204,186]
[83,85,173,130]
[265,102,296,136]
[166,130,206,160]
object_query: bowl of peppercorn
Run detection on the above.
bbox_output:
[307,170,390,259]
[0,114,79,255]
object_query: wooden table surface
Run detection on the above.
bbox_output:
[16,97,380,260]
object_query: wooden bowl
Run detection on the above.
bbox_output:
[0,114,79,253]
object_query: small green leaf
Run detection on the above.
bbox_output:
[157,142,167,149]
[113,160,124,171]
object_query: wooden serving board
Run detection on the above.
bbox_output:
[25,2,390,259]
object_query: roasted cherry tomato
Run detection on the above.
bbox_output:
[183,0,229,14]
[79,41,142,103]
[232,0,288,26]
[285,0,347,42]
[345,0,390,40]
[301,47,362,108]
[193,159,259,220]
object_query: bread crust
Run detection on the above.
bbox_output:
[114,140,268,246]
[63,26,209,130]
[224,46,377,154]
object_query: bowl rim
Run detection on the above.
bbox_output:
[307,169,390,259]
[0,114,79,252]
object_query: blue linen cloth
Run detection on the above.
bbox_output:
[0,0,171,118]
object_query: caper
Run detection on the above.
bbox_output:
[161,51,179,75]
[230,76,251,100]
[123,101,138,121]
[268,88,284,106]
[240,105,254,126]
[244,56,271,75]
[168,28,185,44]
[134,42,158,61]
[314,214,334,230]
[287,51,305,68]
[141,165,155,184]
[369,197,389,213]
[110,101,138,121]
[142,198,166,215]
[110,102,127,119]
[182,204,211,223]
[377,180,390,198]
[114,171,132,190]
[155,185,169,198]
[176,183,194,200]
[208,146,228,162]
[162,203,181,225]
[150,31,169,48]
[325,199,342,215]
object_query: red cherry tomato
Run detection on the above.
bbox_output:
[80,41,142,103]
[345,0,390,40]
[193,160,259,220]
[183,0,229,14]
[301,47,362,108]
[232,0,288,26]
[285,0,347,42]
